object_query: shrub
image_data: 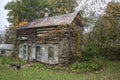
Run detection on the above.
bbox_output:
[31,63,47,69]
[0,57,26,65]
[70,62,101,72]
[1,57,13,65]
[82,45,100,61]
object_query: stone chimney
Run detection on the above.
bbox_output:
[44,8,49,17]
[45,12,49,17]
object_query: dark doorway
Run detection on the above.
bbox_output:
[28,45,31,62]
[36,46,42,61]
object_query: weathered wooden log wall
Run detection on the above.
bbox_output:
[58,24,83,66]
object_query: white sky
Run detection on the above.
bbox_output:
[78,0,120,16]
[0,0,12,33]
[0,0,119,33]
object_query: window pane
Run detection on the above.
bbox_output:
[48,47,54,59]
[1,50,5,54]
[23,45,26,59]
[36,46,42,59]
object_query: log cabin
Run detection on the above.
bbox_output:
[17,11,83,66]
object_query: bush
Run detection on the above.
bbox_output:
[70,61,101,72]
[82,46,99,61]
[31,63,47,69]
[0,57,26,65]
[1,57,13,65]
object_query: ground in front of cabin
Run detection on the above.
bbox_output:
[0,57,120,80]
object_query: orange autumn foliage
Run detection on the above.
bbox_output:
[18,20,28,27]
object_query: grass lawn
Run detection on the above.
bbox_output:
[0,57,120,80]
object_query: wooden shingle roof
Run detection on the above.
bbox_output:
[18,11,80,29]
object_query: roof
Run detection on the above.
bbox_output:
[0,44,14,50]
[18,11,80,29]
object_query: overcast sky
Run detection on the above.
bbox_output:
[0,0,119,33]
[0,0,12,33]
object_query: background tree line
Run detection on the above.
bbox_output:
[83,1,120,60]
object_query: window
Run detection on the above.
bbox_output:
[1,50,5,54]
[19,44,22,48]
[23,45,27,59]
[36,46,42,60]
[48,47,54,59]
[28,45,31,60]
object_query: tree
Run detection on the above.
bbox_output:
[91,2,120,59]
[4,25,16,44]
[0,34,5,43]
[48,0,77,15]
[5,0,77,26]
[5,0,48,26]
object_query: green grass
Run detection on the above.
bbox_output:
[0,57,120,80]
[0,56,26,65]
